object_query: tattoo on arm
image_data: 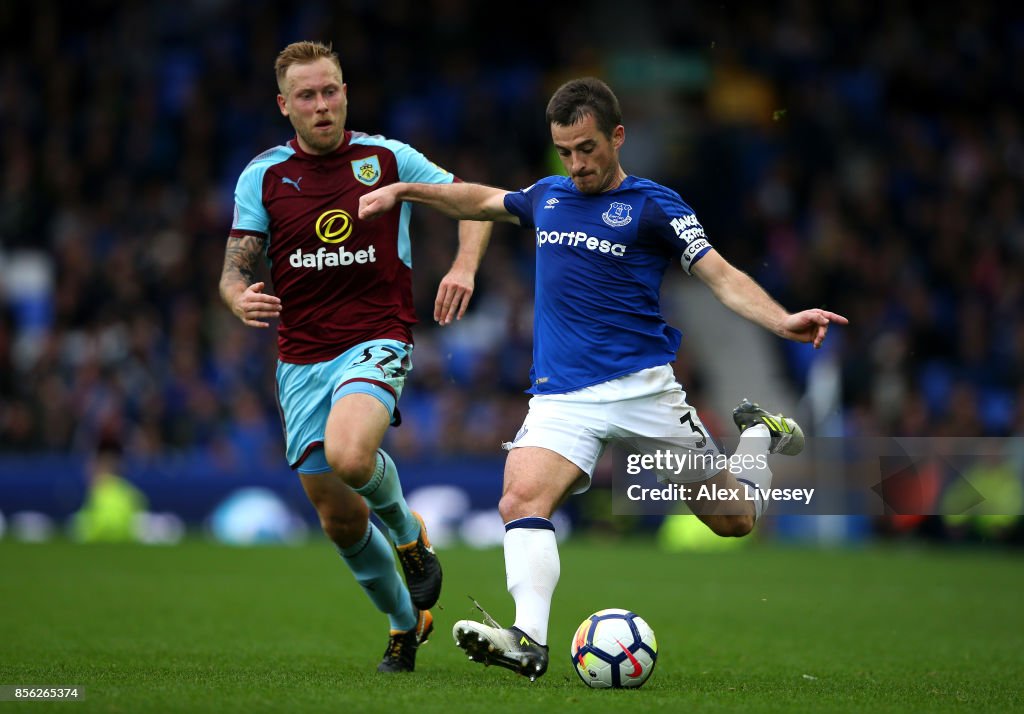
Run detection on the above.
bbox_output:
[221,234,267,286]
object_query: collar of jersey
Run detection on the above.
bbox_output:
[288,130,352,161]
[564,174,636,194]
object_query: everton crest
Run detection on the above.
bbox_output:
[352,155,381,186]
[602,201,633,228]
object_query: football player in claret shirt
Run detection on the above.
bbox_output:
[360,77,847,680]
[219,41,491,673]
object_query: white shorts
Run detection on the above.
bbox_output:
[505,365,723,493]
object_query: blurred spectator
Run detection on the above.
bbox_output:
[70,434,147,542]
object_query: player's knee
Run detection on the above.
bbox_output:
[323,444,376,486]
[498,492,522,522]
[708,515,755,538]
[499,488,548,522]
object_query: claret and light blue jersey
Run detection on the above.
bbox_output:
[503,175,712,395]
[230,130,455,364]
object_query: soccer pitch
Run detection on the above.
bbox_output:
[1,538,1021,713]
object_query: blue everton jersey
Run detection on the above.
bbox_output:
[504,175,712,394]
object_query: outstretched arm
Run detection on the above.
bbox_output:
[692,250,847,348]
[359,181,519,223]
[435,220,493,325]
[219,234,281,328]
[360,181,513,324]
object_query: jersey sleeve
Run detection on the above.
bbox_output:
[230,162,271,237]
[641,189,711,274]
[392,142,456,185]
[503,178,556,230]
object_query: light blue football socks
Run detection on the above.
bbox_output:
[353,449,421,546]
[338,521,417,632]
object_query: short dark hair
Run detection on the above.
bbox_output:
[545,77,622,137]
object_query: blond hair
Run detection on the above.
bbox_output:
[274,41,342,94]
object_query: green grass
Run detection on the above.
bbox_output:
[1,538,1022,713]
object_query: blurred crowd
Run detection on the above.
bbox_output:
[1,0,1022,467]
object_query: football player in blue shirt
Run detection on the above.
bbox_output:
[360,77,847,680]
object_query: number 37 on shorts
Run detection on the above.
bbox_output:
[353,342,412,380]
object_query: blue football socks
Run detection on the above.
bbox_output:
[338,521,417,632]
[353,450,421,546]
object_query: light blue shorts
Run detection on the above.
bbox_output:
[276,339,413,473]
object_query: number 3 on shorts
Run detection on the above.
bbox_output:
[680,411,707,449]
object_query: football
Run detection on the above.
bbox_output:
[570,608,657,688]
